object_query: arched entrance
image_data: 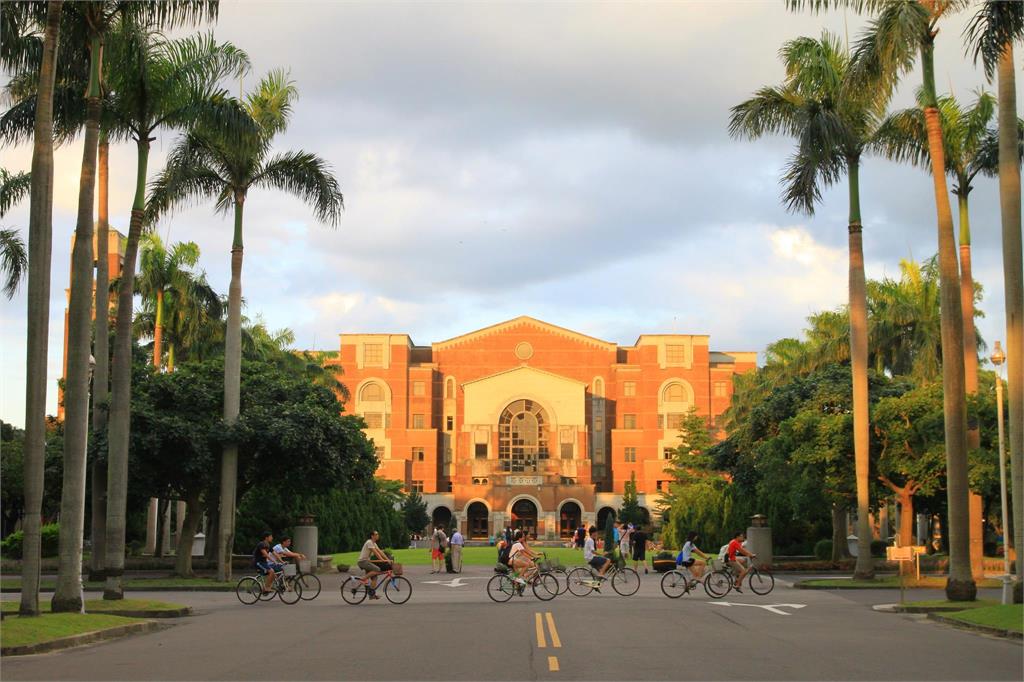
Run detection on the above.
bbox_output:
[467,502,489,540]
[510,499,538,539]
[559,501,581,538]
[638,507,651,528]
[596,507,616,532]
[431,506,452,530]
[498,400,550,473]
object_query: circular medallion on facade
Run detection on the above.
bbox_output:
[514,341,534,361]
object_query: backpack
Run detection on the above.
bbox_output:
[435,531,447,550]
[718,544,730,561]
[497,541,511,566]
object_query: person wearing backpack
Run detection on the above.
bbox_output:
[430,526,448,574]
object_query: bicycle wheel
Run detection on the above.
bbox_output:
[747,569,775,595]
[487,574,515,603]
[257,576,277,601]
[235,577,261,605]
[550,566,569,595]
[385,576,412,604]
[340,576,367,605]
[297,573,321,600]
[703,570,732,599]
[612,567,640,596]
[278,578,303,604]
[532,573,559,601]
[660,570,689,599]
[566,567,595,597]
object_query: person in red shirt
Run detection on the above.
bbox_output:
[726,530,756,592]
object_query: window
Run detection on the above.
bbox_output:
[363,413,383,429]
[412,447,425,461]
[446,480,453,492]
[594,415,603,431]
[374,446,385,459]
[593,377,604,397]
[410,480,423,493]
[560,477,576,485]
[444,448,452,464]
[364,343,384,366]
[663,447,675,460]
[623,414,637,429]
[445,378,455,399]
[446,415,454,431]
[360,382,384,402]
[498,399,550,473]
[412,413,425,429]
[623,381,636,397]
[666,413,685,430]
[413,381,425,396]
[657,480,670,492]
[714,381,728,397]
[561,443,573,459]
[475,443,488,458]
[666,344,686,365]
[624,447,637,462]
[593,447,604,462]
[664,383,686,402]
[593,464,606,479]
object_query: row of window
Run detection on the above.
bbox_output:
[410,477,671,494]
[366,411,697,432]
[361,377,722,403]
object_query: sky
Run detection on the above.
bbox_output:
[1,1,1020,426]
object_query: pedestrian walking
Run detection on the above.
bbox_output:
[450,528,465,573]
[631,525,649,574]
[430,525,447,573]
[619,523,633,561]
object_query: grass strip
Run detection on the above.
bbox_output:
[944,604,1023,634]
[0,613,140,649]
[797,576,1003,589]
[1,598,187,614]
[1,577,231,590]
[902,599,998,609]
[331,545,586,568]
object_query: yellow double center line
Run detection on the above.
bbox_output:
[535,612,561,671]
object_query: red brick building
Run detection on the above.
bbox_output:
[333,317,755,539]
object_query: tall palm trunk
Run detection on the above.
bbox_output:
[52,31,103,615]
[104,139,150,600]
[847,157,874,580]
[831,503,852,562]
[168,342,175,372]
[996,42,1023,581]
[217,194,244,582]
[20,0,63,617]
[153,289,164,368]
[920,40,975,601]
[89,131,110,582]
[957,192,985,580]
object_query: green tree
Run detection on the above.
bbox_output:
[729,32,890,578]
[148,70,344,581]
[134,234,202,368]
[618,473,644,526]
[401,491,430,535]
[602,510,616,559]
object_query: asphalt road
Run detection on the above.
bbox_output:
[2,568,1020,681]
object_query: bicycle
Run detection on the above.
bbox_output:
[487,565,559,602]
[535,551,569,596]
[566,559,640,597]
[703,557,774,598]
[660,562,714,599]
[285,561,322,600]
[236,566,303,605]
[340,566,412,605]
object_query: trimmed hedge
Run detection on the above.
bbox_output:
[813,539,833,560]
[0,524,60,560]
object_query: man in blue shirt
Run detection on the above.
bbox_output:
[449,528,465,573]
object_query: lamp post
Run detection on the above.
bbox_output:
[991,341,1013,605]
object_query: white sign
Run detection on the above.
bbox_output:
[708,602,806,616]
[507,476,543,486]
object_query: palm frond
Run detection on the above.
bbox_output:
[728,86,804,140]
[0,227,27,299]
[847,1,929,101]
[972,119,1024,178]
[250,151,344,226]
[0,168,31,218]
[965,0,1024,81]
[872,106,929,168]
[245,69,298,136]
[146,133,233,224]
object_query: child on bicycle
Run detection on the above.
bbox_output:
[676,531,711,580]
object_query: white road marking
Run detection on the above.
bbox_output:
[708,601,807,616]
[422,577,485,587]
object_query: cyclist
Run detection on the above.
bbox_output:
[253,531,284,594]
[584,525,613,580]
[726,530,756,592]
[676,531,711,582]
[272,536,306,564]
[509,530,540,588]
[357,530,391,600]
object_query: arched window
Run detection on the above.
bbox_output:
[592,377,604,398]
[498,399,549,473]
[360,382,384,401]
[445,377,455,399]
[663,382,686,402]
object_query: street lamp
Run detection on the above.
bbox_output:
[991,341,1014,605]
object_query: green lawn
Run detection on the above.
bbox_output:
[0,613,140,649]
[903,599,998,609]
[944,604,1023,633]
[798,576,1002,589]
[331,546,592,568]
[1,577,232,590]
[1,598,186,614]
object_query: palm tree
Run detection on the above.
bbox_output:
[101,23,248,600]
[729,32,885,579]
[966,0,1024,582]
[135,234,202,368]
[148,70,344,581]
[0,168,31,298]
[868,258,944,382]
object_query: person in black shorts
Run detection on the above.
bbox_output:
[253,531,284,594]
[631,526,649,574]
[584,526,612,579]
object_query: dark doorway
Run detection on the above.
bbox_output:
[467,502,489,540]
[559,502,581,538]
[597,507,616,532]
[431,506,452,530]
[510,499,538,539]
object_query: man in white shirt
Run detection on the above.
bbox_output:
[584,526,612,579]
[357,530,391,599]
[449,529,465,573]
[272,536,306,565]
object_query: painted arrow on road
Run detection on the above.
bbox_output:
[708,602,806,616]
[422,577,471,588]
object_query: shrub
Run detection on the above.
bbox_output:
[0,523,60,559]
[813,539,833,560]
[870,540,887,558]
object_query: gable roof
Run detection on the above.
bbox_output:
[432,316,617,351]
[461,364,588,388]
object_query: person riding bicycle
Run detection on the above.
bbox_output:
[272,536,306,565]
[357,530,391,600]
[726,530,756,592]
[509,529,540,586]
[253,531,285,595]
[584,525,613,580]
[676,531,711,580]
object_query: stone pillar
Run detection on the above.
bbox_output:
[294,520,318,574]
[161,502,172,552]
[746,515,772,570]
[916,513,929,546]
[175,500,186,537]
[879,504,889,544]
[145,498,158,555]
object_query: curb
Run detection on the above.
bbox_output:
[1,620,170,657]
[0,607,191,620]
[794,581,934,590]
[927,612,1023,640]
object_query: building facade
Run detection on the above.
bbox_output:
[332,317,755,540]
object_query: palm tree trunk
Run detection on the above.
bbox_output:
[217,194,245,582]
[996,41,1023,582]
[167,342,175,372]
[847,157,874,580]
[104,139,151,600]
[831,502,851,562]
[153,289,163,368]
[89,130,110,583]
[957,192,985,580]
[920,40,975,601]
[174,494,202,577]
[20,0,63,617]
[52,33,102,614]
